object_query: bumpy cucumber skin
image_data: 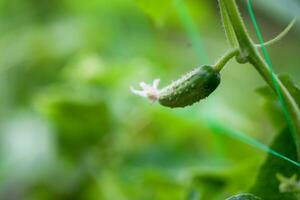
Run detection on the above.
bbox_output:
[158,65,220,108]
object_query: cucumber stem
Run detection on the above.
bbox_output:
[214,49,239,72]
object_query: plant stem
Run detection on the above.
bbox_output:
[214,48,238,72]
[222,0,300,160]
[219,0,239,48]
[220,0,254,57]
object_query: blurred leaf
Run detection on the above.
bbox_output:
[134,0,171,25]
[280,75,300,107]
[250,128,299,200]
[256,75,300,129]
[192,172,228,199]
[256,75,300,106]
[186,188,199,200]
[225,193,261,200]
[36,86,111,158]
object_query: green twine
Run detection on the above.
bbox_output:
[206,118,300,167]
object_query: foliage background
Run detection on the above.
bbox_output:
[0,0,299,199]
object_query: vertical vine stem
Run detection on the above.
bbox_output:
[220,0,300,160]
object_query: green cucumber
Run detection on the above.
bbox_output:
[158,65,220,108]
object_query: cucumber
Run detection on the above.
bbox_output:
[158,65,220,108]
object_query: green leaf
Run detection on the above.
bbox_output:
[251,76,300,199]
[250,128,300,200]
[256,75,300,106]
[225,193,261,200]
[256,75,300,129]
[280,75,300,107]
[134,0,172,25]
[35,86,111,157]
[219,0,239,48]
[191,171,228,200]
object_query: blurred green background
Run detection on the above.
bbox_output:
[0,0,299,199]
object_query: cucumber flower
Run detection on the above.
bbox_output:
[130,79,161,102]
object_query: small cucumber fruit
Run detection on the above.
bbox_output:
[158,65,220,108]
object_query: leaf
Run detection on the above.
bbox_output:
[35,86,111,157]
[134,0,172,26]
[256,75,300,106]
[186,188,199,200]
[250,76,300,199]
[256,75,300,129]
[225,193,261,200]
[280,75,300,107]
[191,171,228,200]
[250,127,300,200]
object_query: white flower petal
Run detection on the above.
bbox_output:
[131,79,162,102]
[130,87,147,97]
[139,82,146,88]
[140,82,152,90]
[152,79,160,89]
